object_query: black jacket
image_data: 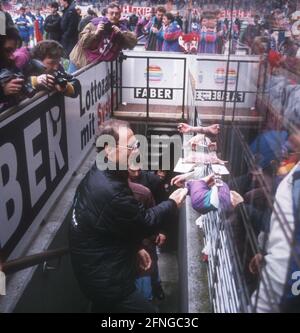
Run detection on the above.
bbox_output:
[69,164,176,303]
[60,2,80,56]
[135,171,168,204]
[44,13,62,42]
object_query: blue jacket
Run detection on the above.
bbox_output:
[15,15,31,41]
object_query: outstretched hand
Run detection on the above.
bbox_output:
[177,123,191,133]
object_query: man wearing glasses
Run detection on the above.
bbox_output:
[69,119,187,312]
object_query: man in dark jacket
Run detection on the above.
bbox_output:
[59,0,80,57]
[69,119,186,312]
[44,2,61,42]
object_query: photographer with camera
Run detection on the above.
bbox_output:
[28,40,80,98]
[0,27,34,112]
[69,3,137,73]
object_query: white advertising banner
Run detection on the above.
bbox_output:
[0,61,113,259]
[195,55,260,109]
[121,51,186,106]
[65,61,114,170]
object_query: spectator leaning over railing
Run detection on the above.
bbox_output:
[26,40,80,98]
[69,3,137,73]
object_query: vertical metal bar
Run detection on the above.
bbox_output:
[115,59,119,110]
[182,58,187,120]
[146,57,149,119]
[110,61,114,117]
[256,57,263,130]
[120,57,123,105]
[231,60,240,123]
[222,0,234,160]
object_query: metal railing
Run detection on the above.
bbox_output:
[1,247,69,276]
[113,52,187,120]
[198,56,300,313]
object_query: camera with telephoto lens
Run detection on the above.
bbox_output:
[0,69,36,98]
[52,70,72,88]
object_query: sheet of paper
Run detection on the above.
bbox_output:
[174,158,195,173]
[211,164,230,175]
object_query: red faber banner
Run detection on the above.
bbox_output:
[122,6,152,16]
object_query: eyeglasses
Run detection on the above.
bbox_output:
[118,141,140,151]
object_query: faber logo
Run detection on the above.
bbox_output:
[0,271,6,295]
[291,271,300,296]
